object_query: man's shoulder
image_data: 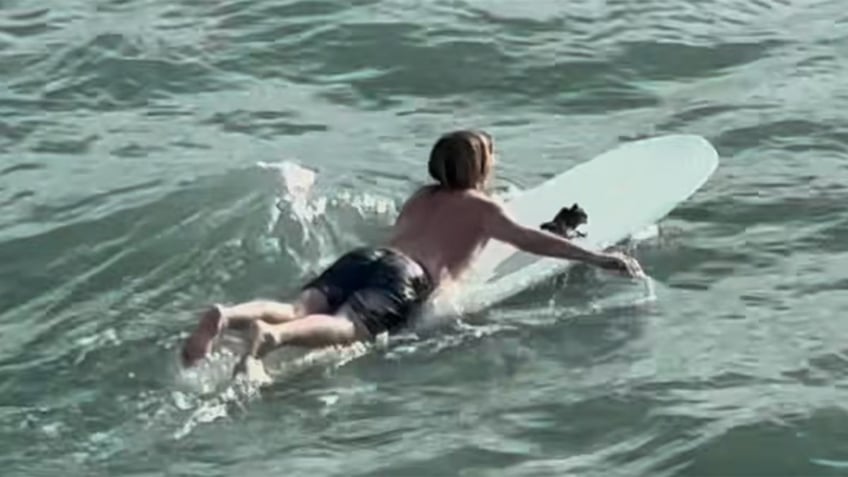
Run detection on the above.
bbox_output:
[465,190,502,210]
[409,187,501,213]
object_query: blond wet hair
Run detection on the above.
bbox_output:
[428,130,493,190]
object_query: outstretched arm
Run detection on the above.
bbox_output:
[482,200,643,276]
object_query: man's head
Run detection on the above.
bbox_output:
[428,130,494,190]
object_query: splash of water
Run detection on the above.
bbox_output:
[257,160,322,224]
[257,160,398,277]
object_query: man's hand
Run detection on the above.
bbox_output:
[594,252,644,278]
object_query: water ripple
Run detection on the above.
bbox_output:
[2,0,848,475]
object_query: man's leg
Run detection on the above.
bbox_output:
[248,313,364,355]
[223,289,329,329]
[234,305,371,377]
[181,289,329,366]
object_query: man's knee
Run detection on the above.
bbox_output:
[296,289,330,316]
[334,307,373,342]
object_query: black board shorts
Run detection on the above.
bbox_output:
[302,247,434,337]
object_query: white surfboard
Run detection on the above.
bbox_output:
[453,134,719,314]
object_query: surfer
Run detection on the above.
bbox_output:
[181,130,644,377]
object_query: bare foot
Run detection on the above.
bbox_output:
[234,356,272,385]
[247,320,281,358]
[232,321,279,379]
[181,305,226,367]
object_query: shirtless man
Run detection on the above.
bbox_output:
[181,130,643,376]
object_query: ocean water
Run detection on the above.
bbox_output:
[2,1,848,476]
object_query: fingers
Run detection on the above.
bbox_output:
[625,257,645,278]
[607,252,644,278]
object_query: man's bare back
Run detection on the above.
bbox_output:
[387,186,492,286]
